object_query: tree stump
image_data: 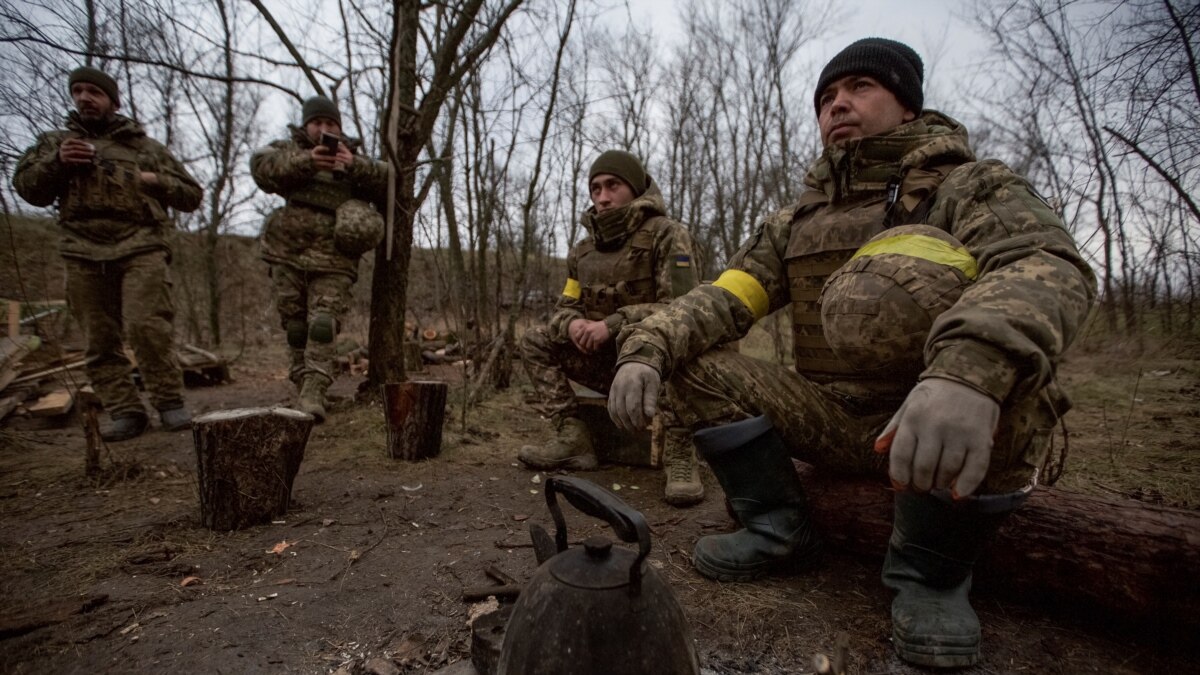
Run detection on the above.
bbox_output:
[193,407,313,531]
[383,380,448,460]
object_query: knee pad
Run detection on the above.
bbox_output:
[286,320,308,349]
[308,313,336,344]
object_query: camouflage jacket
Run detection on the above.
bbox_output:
[250,126,388,279]
[549,181,700,341]
[12,112,202,261]
[617,111,1097,405]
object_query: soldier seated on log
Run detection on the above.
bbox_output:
[250,96,387,423]
[13,66,203,441]
[519,150,708,507]
[607,38,1096,668]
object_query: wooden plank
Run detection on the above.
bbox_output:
[28,389,74,417]
[8,360,87,387]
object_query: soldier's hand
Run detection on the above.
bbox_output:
[311,144,339,171]
[59,139,95,165]
[876,377,999,497]
[567,319,589,353]
[608,362,661,432]
[334,143,353,167]
[138,171,159,186]
[577,320,611,352]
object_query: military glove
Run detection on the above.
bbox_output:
[876,377,1000,497]
[608,362,661,432]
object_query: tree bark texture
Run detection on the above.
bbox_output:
[383,380,448,460]
[193,407,312,530]
[796,471,1200,634]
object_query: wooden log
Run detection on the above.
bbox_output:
[794,471,1200,635]
[28,389,74,417]
[382,380,448,460]
[193,407,313,531]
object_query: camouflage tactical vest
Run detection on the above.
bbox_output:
[287,171,354,212]
[574,221,662,320]
[58,138,146,225]
[785,163,959,385]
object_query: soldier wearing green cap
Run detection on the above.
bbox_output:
[250,95,387,422]
[13,66,203,441]
[607,38,1096,667]
[518,149,706,507]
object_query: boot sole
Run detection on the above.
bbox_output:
[517,455,598,471]
[892,630,979,668]
[692,546,822,582]
[664,487,705,507]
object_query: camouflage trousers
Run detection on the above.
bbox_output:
[270,264,352,384]
[521,325,691,450]
[665,349,1057,494]
[64,250,183,416]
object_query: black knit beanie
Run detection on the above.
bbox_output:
[813,38,924,115]
[302,96,342,126]
[588,150,649,197]
[68,66,120,107]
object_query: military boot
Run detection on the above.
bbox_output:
[518,417,598,470]
[692,415,821,581]
[662,429,704,506]
[100,411,149,442]
[297,373,332,423]
[287,348,306,392]
[883,490,1018,668]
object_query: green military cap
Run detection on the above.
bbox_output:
[68,66,120,106]
[589,150,649,197]
[302,96,342,126]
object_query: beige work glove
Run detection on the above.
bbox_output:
[875,377,1001,498]
[608,362,661,432]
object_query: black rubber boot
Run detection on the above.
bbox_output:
[100,411,149,442]
[691,415,821,581]
[883,491,1016,668]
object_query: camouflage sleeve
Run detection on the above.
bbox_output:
[11,132,69,208]
[604,219,701,335]
[347,155,389,204]
[547,244,585,341]
[250,140,315,196]
[923,160,1097,401]
[141,140,202,213]
[615,207,793,376]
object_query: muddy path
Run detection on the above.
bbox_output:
[0,353,1195,674]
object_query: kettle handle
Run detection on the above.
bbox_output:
[545,476,652,588]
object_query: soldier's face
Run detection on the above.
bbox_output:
[590,174,635,213]
[305,117,342,143]
[70,82,116,121]
[817,75,915,146]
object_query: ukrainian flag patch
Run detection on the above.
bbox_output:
[674,255,691,268]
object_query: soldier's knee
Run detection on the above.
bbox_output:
[309,313,336,344]
[520,327,552,359]
[286,320,308,349]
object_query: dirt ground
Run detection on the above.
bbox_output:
[1,343,1198,674]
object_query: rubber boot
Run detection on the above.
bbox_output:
[100,411,149,442]
[691,415,821,581]
[297,372,331,423]
[518,417,598,470]
[662,428,704,506]
[883,491,1015,668]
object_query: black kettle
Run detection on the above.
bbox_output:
[497,476,700,675]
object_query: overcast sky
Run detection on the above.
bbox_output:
[626,0,986,117]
